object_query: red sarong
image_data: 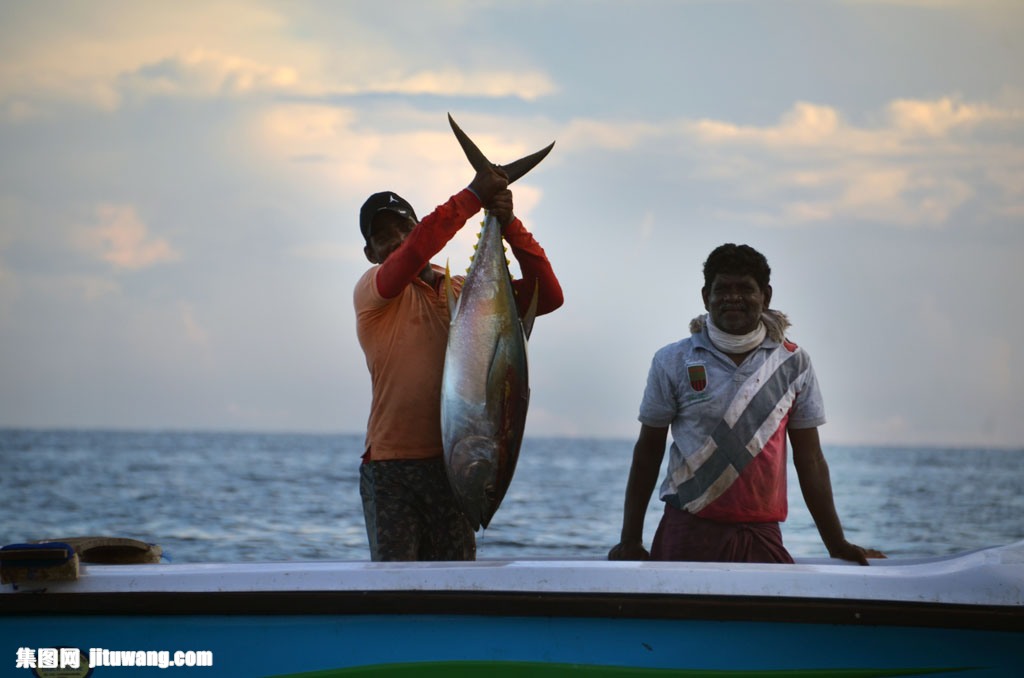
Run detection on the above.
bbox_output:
[650,502,794,564]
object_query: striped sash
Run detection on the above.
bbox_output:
[671,342,810,514]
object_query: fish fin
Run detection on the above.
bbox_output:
[521,281,540,340]
[500,141,555,184]
[448,114,492,174]
[444,260,458,321]
[485,328,525,431]
[485,339,507,420]
[448,113,555,184]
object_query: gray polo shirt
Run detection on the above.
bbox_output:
[639,326,826,511]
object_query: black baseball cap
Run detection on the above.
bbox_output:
[359,191,418,242]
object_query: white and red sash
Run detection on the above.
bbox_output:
[670,341,810,514]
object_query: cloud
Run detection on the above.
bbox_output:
[0,3,556,117]
[251,104,550,229]
[549,96,1019,229]
[886,97,1023,137]
[364,69,556,100]
[690,97,1023,155]
[77,204,180,271]
[114,54,553,110]
[242,92,1018,247]
[692,102,846,147]
[776,167,976,227]
[684,98,1020,227]
[119,48,299,100]
[0,2,306,113]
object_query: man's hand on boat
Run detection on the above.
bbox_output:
[828,539,887,565]
[607,541,650,561]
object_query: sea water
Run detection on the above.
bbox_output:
[1,429,1022,563]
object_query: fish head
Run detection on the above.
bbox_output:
[445,435,502,531]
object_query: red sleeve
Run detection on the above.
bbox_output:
[374,189,482,299]
[505,218,563,316]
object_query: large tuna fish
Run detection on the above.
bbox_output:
[441,114,554,530]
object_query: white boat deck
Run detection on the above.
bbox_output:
[6,541,1022,608]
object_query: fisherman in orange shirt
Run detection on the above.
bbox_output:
[354,165,563,561]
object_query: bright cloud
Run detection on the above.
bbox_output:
[777,166,976,227]
[886,97,1022,136]
[253,104,552,218]
[688,101,907,156]
[368,69,556,100]
[78,204,180,270]
[0,2,307,112]
[693,102,843,147]
[551,96,1019,228]
[0,3,556,117]
[251,93,1019,237]
[681,98,1021,227]
[120,48,299,100]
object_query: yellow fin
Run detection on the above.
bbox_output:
[444,260,457,321]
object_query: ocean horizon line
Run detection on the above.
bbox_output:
[2,426,1021,453]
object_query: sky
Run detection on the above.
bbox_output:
[1,0,1022,448]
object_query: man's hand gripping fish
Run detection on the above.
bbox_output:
[442,114,554,530]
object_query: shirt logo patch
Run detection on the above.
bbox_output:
[687,364,708,392]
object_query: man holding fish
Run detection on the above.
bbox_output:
[354,136,563,562]
[610,244,884,565]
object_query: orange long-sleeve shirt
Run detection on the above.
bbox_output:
[354,188,562,461]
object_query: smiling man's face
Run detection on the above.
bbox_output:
[702,273,772,336]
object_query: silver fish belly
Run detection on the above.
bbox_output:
[441,214,531,531]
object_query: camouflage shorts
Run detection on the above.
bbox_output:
[359,458,476,562]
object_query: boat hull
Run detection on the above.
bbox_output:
[7,611,1021,676]
[4,543,1023,676]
